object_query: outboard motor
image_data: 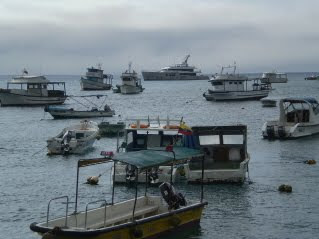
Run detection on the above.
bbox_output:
[278,126,286,138]
[61,131,72,154]
[125,165,136,182]
[159,182,186,210]
[266,125,275,139]
[148,167,159,184]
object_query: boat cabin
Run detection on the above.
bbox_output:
[280,98,319,124]
[188,126,248,170]
[122,118,183,152]
[7,75,66,97]
[262,72,287,80]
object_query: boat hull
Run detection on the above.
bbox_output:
[0,90,66,106]
[184,158,249,183]
[260,78,288,83]
[80,78,112,91]
[48,110,114,119]
[262,122,319,139]
[204,90,269,101]
[30,202,206,239]
[120,85,143,94]
[142,71,209,81]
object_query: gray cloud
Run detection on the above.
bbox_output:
[0,0,319,74]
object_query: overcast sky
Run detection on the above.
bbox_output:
[0,0,318,75]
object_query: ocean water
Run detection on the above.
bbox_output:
[0,73,319,239]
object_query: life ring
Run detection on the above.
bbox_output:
[164,125,179,130]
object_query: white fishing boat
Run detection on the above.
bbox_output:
[184,125,250,183]
[203,64,270,101]
[114,63,144,94]
[80,64,113,90]
[305,74,319,80]
[262,98,319,139]
[142,55,209,81]
[30,151,207,239]
[0,69,66,106]
[47,120,99,155]
[260,72,288,83]
[113,117,191,184]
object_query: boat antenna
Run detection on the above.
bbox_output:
[182,55,190,65]
[97,63,102,70]
[233,61,236,74]
[128,61,132,73]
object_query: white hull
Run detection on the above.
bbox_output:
[0,90,66,106]
[204,90,269,101]
[184,157,249,183]
[48,110,114,119]
[80,78,111,90]
[260,78,288,83]
[142,71,209,81]
[47,121,98,155]
[120,85,143,94]
[262,121,319,139]
[114,164,180,184]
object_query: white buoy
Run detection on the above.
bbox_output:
[87,174,102,185]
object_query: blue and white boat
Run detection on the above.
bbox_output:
[80,64,113,90]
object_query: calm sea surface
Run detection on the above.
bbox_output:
[0,73,319,239]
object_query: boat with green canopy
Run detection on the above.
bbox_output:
[30,147,207,239]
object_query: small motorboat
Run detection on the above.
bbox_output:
[184,125,250,183]
[47,120,99,155]
[30,149,207,239]
[98,121,125,137]
[305,75,319,80]
[45,104,115,119]
[262,97,319,139]
[261,98,277,107]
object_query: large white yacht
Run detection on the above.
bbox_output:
[203,64,270,101]
[262,98,319,139]
[142,55,209,81]
[80,64,113,90]
[0,69,66,106]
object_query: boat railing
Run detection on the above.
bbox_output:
[47,196,69,227]
[84,199,108,229]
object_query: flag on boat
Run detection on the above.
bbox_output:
[178,122,192,135]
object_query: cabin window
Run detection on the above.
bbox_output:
[212,81,223,86]
[199,135,220,145]
[147,135,161,148]
[229,82,233,84]
[28,84,34,89]
[42,84,47,89]
[234,82,237,84]
[76,133,85,139]
[223,135,243,144]
[239,82,242,84]
[126,132,133,146]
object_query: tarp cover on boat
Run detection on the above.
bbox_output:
[113,147,203,170]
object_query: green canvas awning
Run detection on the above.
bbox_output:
[112,147,203,170]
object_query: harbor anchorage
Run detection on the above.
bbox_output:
[30,148,207,239]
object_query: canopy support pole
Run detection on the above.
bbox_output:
[75,162,80,213]
[132,168,139,220]
[145,170,148,196]
[170,151,176,184]
[112,162,116,205]
[201,155,205,202]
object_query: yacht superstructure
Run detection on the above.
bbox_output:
[142,55,209,81]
